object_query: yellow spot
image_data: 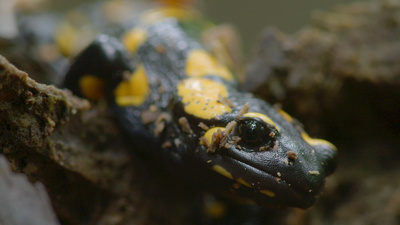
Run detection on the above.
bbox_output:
[114,64,149,106]
[54,17,95,57]
[236,178,251,188]
[260,190,276,197]
[177,78,232,119]
[201,127,225,145]
[277,109,294,123]
[243,112,280,132]
[54,22,79,57]
[154,0,194,6]
[121,28,148,53]
[301,132,337,150]
[140,6,198,24]
[185,50,234,81]
[212,165,233,179]
[204,201,226,219]
[79,75,106,101]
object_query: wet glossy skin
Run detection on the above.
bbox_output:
[64,9,337,209]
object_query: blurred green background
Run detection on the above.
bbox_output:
[202,0,371,55]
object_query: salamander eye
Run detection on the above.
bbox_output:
[235,118,277,148]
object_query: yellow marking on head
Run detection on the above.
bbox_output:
[212,165,233,179]
[140,6,198,24]
[236,178,251,188]
[114,64,149,106]
[185,50,234,81]
[79,75,106,101]
[177,78,232,119]
[277,109,294,123]
[201,127,225,145]
[259,189,276,197]
[121,28,148,53]
[301,132,337,150]
[243,112,280,132]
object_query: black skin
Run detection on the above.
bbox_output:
[64,19,337,209]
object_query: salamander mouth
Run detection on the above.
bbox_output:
[197,147,319,208]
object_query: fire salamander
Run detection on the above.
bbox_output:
[63,5,337,209]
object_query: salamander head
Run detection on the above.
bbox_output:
[196,99,336,208]
[175,78,337,208]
